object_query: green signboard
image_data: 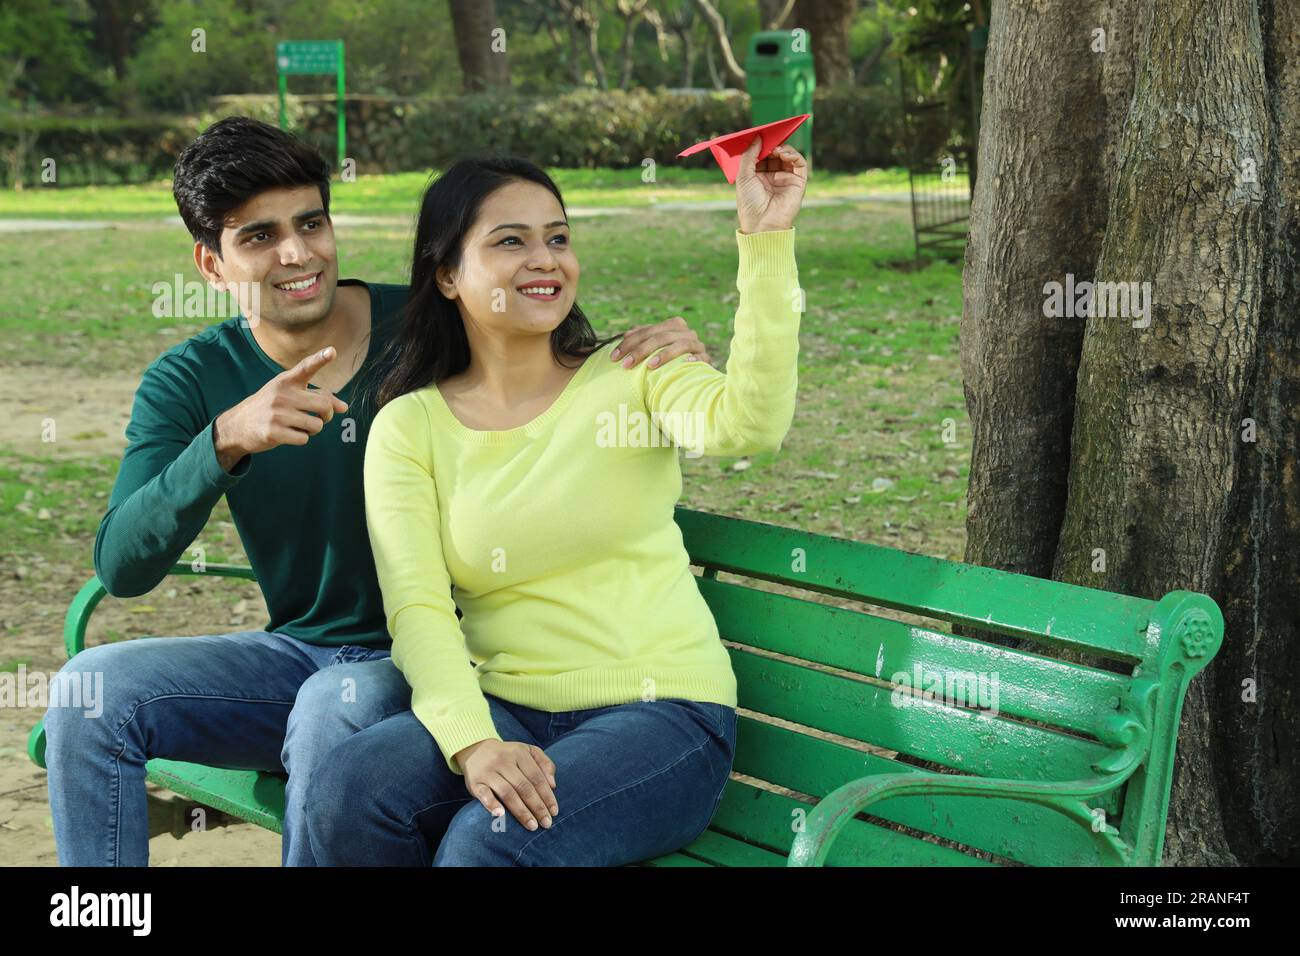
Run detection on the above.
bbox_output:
[276,40,346,170]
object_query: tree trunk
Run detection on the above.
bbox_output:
[586,18,609,90]
[962,0,1111,582]
[693,0,746,86]
[616,1,649,89]
[965,0,1299,864]
[447,0,508,92]
[705,40,723,89]
[93,0,129,82]
[1215,0,1300,865]
[556,0,609,90]
[1052,0,1268,865]
[759,0,795,31]
[793,0,856,86]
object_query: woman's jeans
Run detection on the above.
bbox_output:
[307,693,737,866]
[42,630,406,867]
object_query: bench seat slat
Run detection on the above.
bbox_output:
[145,761,285,834]
[675,828,789,866]
[640,853,713,867]
[734,717,1112,866]
[710,779,993,866]
[700,577,1129,738]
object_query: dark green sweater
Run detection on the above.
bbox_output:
[94,279,408,647]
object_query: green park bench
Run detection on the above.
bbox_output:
[27,507,1221,866]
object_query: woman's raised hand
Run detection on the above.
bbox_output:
[735,137,808,235]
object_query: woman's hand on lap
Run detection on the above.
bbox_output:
[456,739,560,831]
[735,138,808,235]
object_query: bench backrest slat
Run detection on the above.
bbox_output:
[676,508,1153,662]
[699,576,1130,738]
[727,648,1115,782]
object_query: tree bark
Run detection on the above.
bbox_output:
[91,0,129,82]
[962,0,1111,582]
[965,0,1300,864]
[793,0,856,86]
[1215,0,1300,865]
[616,0,650,89]
[693,0,747,86]
[1053,0,1268,865]
[447,0,509,92]
[760,0,796,31]
[556,0,608,89]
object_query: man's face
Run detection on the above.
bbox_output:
[195,184,339,330]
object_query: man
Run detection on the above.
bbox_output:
[42,116,710,866]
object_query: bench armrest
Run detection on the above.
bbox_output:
[63,562,257,658]
[787,710,1151,867]
[29,563,258,770]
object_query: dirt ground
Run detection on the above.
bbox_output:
[1,363,281,865]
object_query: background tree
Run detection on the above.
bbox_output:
[556,0,610,89]
[614,0,649,89]
[758,0,794,30]
[0,0,102,106]
[661,0,701,86]
[448,0,510,92]
[792,0,857,86]
[693,0,747,87]
[963,0,1297,865]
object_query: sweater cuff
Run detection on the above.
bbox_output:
[196,418,249,489]
[736,227,796,278]
[414,700,504,776]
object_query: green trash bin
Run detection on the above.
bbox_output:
[745,30,815,168]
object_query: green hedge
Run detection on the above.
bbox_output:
[2,87,914,188]
[0,114,200,188]
[209,88,908,174]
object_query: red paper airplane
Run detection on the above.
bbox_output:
[677,114,810,184]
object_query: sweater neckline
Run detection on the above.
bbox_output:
[236,279,378,398]
[426,342,614,443]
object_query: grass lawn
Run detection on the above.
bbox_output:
[0,177,968,660]
[0,166,948,221]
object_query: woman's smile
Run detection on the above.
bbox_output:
[516,279,563,301]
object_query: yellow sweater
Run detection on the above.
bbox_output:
[363,227,800,774]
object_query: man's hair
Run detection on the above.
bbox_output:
[172,116,332,255]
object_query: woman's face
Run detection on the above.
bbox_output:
[436,179,580,341]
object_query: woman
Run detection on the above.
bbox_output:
[306,135,806,865]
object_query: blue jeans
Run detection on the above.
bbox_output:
[305,693,737,866]
[42,630,407,866]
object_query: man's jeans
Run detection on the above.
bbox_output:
[306,694,737,866]
[42,630,408,866]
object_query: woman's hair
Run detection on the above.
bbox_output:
[367,154,621,412]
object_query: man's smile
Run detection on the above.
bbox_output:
[273,271,323,298]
